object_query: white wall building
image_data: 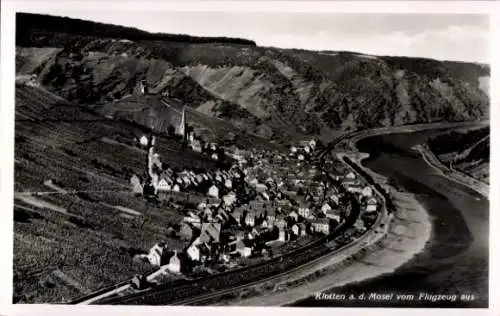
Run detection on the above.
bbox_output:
[208,185,219,198]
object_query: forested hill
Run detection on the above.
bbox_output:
[16,12,257,46]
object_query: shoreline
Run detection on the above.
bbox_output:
[225,152,433,306]
[412,144,489,199]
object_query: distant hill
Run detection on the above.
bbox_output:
[16,12,490,144]
[16,12,257,46]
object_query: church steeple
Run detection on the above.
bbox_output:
[178,107,186,138]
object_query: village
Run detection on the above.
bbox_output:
[125,97,382,290]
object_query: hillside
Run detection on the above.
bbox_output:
[16,12,490,144]
[428,127,490,183]
[13,84,225,303]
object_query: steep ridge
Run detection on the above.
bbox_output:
[16,13,490,144]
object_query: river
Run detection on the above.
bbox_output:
[293,128,489,308]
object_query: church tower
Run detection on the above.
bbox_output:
[179,107,186,137]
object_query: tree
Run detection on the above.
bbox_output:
[167,124,176,136]
[387,177,399,190]
[297,187,304,196]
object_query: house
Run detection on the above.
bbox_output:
[298,205,311,219]
[354,219,366,231]
[366,204,378,213]
[266,209,276,225]
[275,215,287,228]
[329,194,340,205]
[197,202,207,210]
[186,243,201,261]
[146,242,167,266]
[255,183,267,193]
[362,186,373,197]
[231,208,244,225]
[310,208,323,220]
[224,178,233,189]
[292,223,307,236]
[157,178,172,191]
[310,219,330,235]
[245,213,256,227]
[278,226,288,242]
[172,184,181,192]
[288,210,299,222]
[246,231,255,240]
[211,153,219,161]
[228,239,252,258]
[346,183,363,193]
[223,192,237,206]
[191,139,202,153]
[290,146,298,153]
[200,222,221,243]
[196,175,204,183]
[345,172,356,181]
[325,209,341,222]
[298,154,305,161]
[207,185,219,198]
[187,238,209,262]
[182,176,191,186]
[260,219,269,228]
[165,251,181,273]
[248,178,258,186]
[203,208,214,221]
[139,135,148,146]
[321,202,332,214]
[131,175,143,194]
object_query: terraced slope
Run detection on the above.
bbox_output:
[13,85,229,303]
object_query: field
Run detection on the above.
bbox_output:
[13,85,228,303]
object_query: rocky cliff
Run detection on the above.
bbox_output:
[16,13,490,144]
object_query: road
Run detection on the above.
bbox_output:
[76,126,373,305]
[294,120,489,308]
[196,119,489,306]
[75,119,488,306]
[118,124,398,305]
[412,144,489,199]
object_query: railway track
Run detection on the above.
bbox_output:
[73,120,486,305]
[174,207,386,306]
[79,132,366,305]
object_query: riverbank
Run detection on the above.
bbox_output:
[412,144,489,199]
[212,150,432,306]
[300,130,488,308]
[229,190,431,306]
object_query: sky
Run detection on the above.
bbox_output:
[20,10,489,63]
